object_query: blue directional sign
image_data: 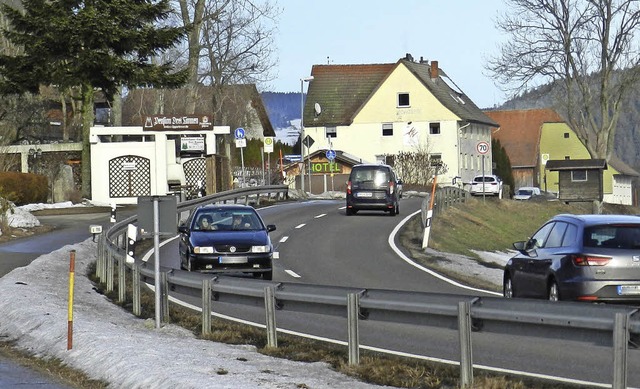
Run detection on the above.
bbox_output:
[326,149,336,161]
[234,127,245,139]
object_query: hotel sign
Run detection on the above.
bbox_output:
[143,115,212,131]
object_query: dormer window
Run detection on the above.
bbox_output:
[397,93,410,107]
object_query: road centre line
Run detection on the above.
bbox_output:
[279,236,288,243]
[295,223,305,229]
[314,214,326,218]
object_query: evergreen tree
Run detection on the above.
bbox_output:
[0,0,188,197]
[492,138,514,195]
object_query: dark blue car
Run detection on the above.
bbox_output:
[178,204,275,279]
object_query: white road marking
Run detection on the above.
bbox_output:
[273,252,279,259]
[314,213,326,218]
[285,269,301,278]
[295,223,305,229]
[279,236,289,243]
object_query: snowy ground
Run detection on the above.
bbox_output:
[0,200,508,388]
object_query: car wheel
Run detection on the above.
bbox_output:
[396,203,400,215]
[389,205,396,216]
[346,207,354,216]
[263,269,273,280]
[503,275,514,298]
[186,255,193,272]
[548,280,560,301]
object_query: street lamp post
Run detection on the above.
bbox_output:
[300,76,314,193]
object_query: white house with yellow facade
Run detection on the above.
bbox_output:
[301,54,499,188]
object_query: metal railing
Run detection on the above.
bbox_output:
[96,185,640,389]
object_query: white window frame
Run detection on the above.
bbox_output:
[397,93,410,108]
[571,170,588,182]
[382,123,393,136]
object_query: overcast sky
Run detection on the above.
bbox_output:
[270,0,509,109]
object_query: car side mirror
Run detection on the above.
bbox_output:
[178,225,189,234]
[267,224,276,233]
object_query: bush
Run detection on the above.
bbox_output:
[0,172,48,205]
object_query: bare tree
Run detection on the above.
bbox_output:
[198,0,279,124]
[486,0,640,161]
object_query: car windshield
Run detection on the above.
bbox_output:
[193,210,261,231]
[517,190,533,196]
[474,176,495,183]
[584,225,640,249]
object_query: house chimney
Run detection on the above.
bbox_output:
[405,53,414,62]
[430,60,439,78]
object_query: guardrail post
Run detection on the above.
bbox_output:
[458,301,473,388]
[106,251,114,293]
[95,235,102,279]
[264,286,277,348]
[97,235,106,281]
[160,271,169,323]
[612,312,629,389]
[117,255,126,303]
[347,293,360,366]
[132,264,141,316]
[202,279,212,336]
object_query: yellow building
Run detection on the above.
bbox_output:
[301,54,498,191]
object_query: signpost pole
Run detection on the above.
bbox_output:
[153,197,161,328]
[476,141,490,203]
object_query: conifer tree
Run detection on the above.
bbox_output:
[0,0,188,197]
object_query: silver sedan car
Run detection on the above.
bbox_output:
[503,214,640,304]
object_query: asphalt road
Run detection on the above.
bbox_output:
[156,197,640,387]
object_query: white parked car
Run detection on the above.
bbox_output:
[469,175,503,198]
[513,186,541,200]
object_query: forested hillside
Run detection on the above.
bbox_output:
[261,92,301,129]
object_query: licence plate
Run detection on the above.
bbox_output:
[219,256,248,264]
[617,285,640,295]
[357,192,372,198]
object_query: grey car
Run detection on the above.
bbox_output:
[503,214,640,304]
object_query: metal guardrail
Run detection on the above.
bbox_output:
[96,185,640,389]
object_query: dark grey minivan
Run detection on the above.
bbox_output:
[346,164,402,216]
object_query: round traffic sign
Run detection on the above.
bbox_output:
[476,141,489,155]
[326,149,336,161]
[234,128,245,139]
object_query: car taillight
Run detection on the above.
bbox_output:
[389,181,395,194]
[346,181,352,195]
[571,254,611,266]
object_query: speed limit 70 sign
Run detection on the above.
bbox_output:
[476,141,490,155]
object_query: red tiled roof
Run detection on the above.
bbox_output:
[485,109,563,167]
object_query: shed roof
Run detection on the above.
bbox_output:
[545,159,607,170]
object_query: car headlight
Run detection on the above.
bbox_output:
[251,245,270,253]
[194,246,214,254]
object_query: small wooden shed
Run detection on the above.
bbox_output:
[545,159,607,202]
